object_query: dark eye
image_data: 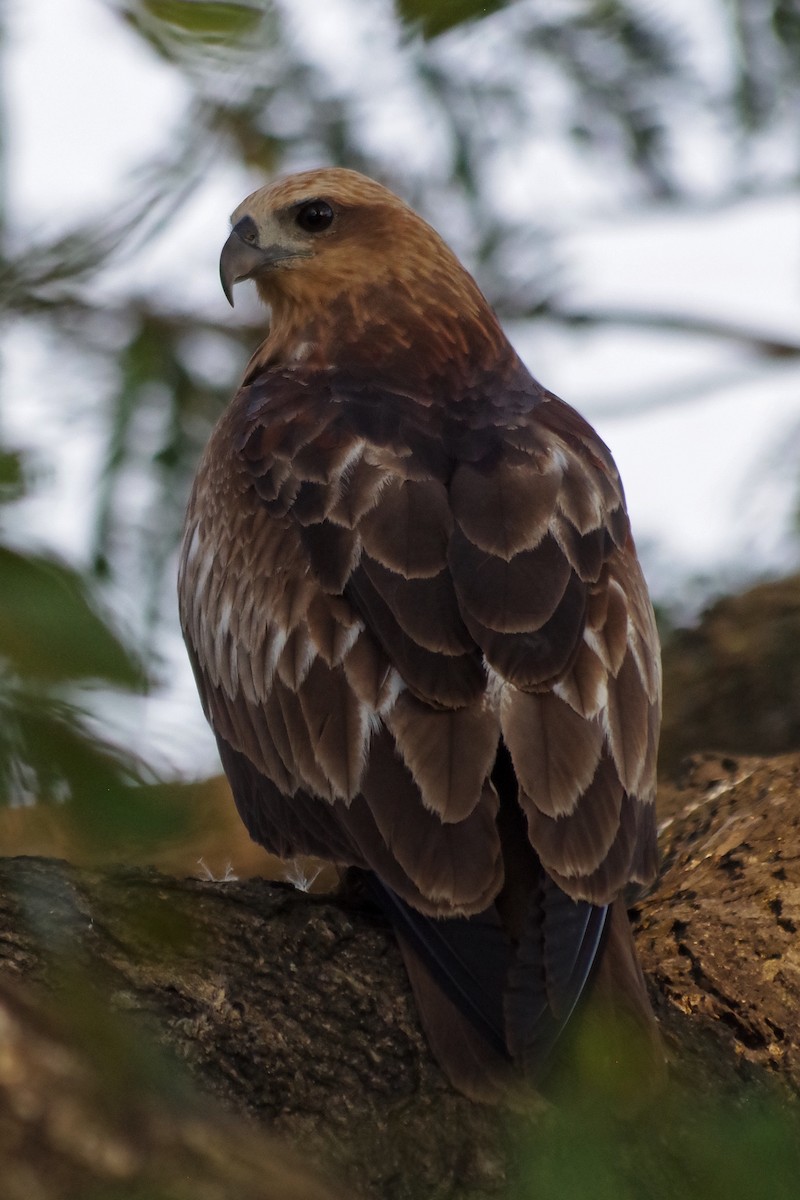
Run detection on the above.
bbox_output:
[295,200,334,233]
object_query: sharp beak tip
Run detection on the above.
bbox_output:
[219,227,246,308]
[219,224,294,305]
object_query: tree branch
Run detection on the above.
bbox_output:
[543,305,800,360]
[2,751,800,1197]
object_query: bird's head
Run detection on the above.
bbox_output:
[219,168,416,307]
[219,167,510,380]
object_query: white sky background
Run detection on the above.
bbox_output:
[3,0,800,774]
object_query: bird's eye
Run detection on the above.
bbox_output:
[295,200,334,233]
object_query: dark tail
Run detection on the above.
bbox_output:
[504,882,608,1080]
[361,873,512,1059]
[362,871,632,1102]
[550,897,667,1110]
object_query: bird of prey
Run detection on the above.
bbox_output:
[179,168,662,1100]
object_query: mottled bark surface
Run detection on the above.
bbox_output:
[0,858,506,1199]
[1,751,800,1199]
[638,753,800,1094]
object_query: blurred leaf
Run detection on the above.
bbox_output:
[396,0,509,38]
[773,0,800,46]
[0,449,27,504]
[140,0,262,41]
[513,1030,800,1200]
[69,780,193,859]
[0,548,143,686]
[2,690,190,856]
[4,690,141,799]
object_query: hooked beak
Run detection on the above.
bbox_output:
[219,216,301,306]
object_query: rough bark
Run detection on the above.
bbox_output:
[1,751,800,1199]
[638,752,800,1093]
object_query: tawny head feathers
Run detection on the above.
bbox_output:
[219,168,507,377]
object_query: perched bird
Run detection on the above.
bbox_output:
[179,168,663,1100]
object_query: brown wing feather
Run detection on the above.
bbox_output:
[345,560,484,707]
[461,571,587,688]
[500,691,604,818]
[359,477,451,576]
[355,727,504,912]
[449,529,573,634]
[449,456,561,560]
[359,556,472,654]
[386,692,499,823]
[296,656,369,799]
[522,752,624,882]
[445,395,660,904]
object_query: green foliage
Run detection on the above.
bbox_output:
[0,651,191,856]
[89,310,235,623]
[0,589,185,852]
[396,0,510,39]
[515,1082,800,1200]
[0,547,142,686]
[508,1007,800,1200]
[141,0,262,42]
[729,0,800,134]
[0,447,188,853]
[0,449,27,504]
[0,433,159,829]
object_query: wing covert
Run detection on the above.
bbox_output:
[445,396,661,904]
[180,370,660,916]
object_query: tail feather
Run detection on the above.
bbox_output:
[362,872,512,1058]
[505,883,608,1078]
[395,931,516,1102]
[359,870,661,1103]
